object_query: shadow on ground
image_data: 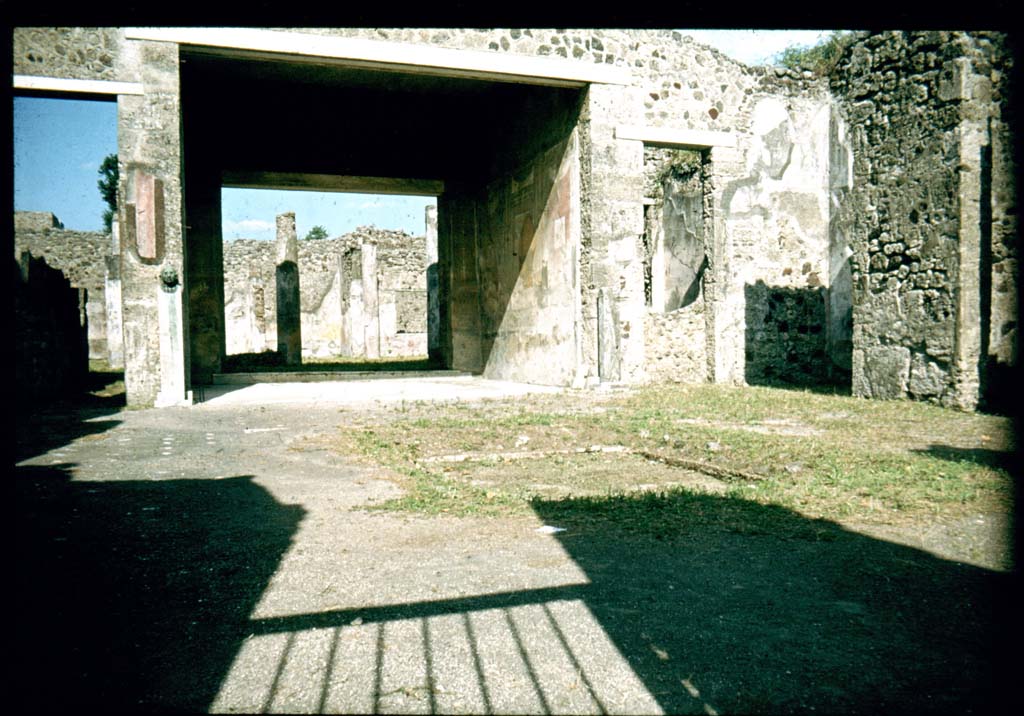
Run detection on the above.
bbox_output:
[14,467,304,712]
[532,491,1016,714]
[15,367,126,463]
[915,443,1018,472]
[13,467,1016,712]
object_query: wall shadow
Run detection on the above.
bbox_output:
[14,466,304,712]
[530,490,1015,714]
[444,87,584,384]
[15,367,126,463]
[14,409,122,464]
[81,366,126,408]
[475,136,575,379]
[745,281,842,389]
[913,443,1018,472]
[15,462,1015,711]
[275,260,302,365]
[15,255,89,406]
[221,353,441,374]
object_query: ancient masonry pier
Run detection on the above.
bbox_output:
[426,204,441,364]
[275,212,302,365]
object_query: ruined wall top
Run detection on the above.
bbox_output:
[828,31,1012,102]
[15,211,64,231]
[285,28,828,131]
[14,213,110,291]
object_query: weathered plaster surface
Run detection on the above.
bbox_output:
[580,82,646,385]
[116,39,186,407]
[477,133,582,385]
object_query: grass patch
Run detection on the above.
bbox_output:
[83,359,125,406]
[329,383,1014,535]
[531,488,841,541]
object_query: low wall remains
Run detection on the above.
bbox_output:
[15,252,89,403]
[13,213,113,362]
[223,225,430,360]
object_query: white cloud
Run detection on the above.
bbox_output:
[223,218,277,238]
[79,161,97,170]
[682,30,835,66]
[225,219,275,232]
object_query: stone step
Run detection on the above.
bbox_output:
[211,369,471,385]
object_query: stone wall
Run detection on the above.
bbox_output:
[639,76,836,388]
[222,239,273,355]
[223,226,429,360]
[15,252,89,404]
[374,228,431,356]
[744,282,829,386]
[15,211,64,231]
[13,213,113,360]
[830,31,1016,409]
[300,28,838,388]
[13,27,124,82]
[13,27,1014,409]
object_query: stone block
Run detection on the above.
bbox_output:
[858,345,911,399]
[908,352,948,397]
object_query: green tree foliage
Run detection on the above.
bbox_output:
[657,149,702,184]
[97,153,118,233]
[303,225,329,241]
[773,31,855,76]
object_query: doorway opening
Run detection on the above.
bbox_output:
[180,45,585,389]
[13,93,125,406]
[218,186,438,375]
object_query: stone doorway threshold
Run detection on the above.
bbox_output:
[211,369,470,385]
[196,374,563,407]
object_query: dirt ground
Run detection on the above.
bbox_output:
[13,380,1020,714]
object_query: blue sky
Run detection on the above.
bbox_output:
[222,189,436,241]
[683,30,832,65]
[13,30,834,236]
[13,96,118,230]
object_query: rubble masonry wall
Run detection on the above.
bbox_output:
[830,31,1016,409]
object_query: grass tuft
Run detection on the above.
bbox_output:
[328,383,1014,536]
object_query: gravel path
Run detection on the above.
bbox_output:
[14,384,1017,713]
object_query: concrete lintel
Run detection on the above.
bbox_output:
[13,74,144,96]
[222,171,444,197]
[125,27,634,87]
[615,125,737,149]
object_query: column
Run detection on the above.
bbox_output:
[275,212,302,365]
